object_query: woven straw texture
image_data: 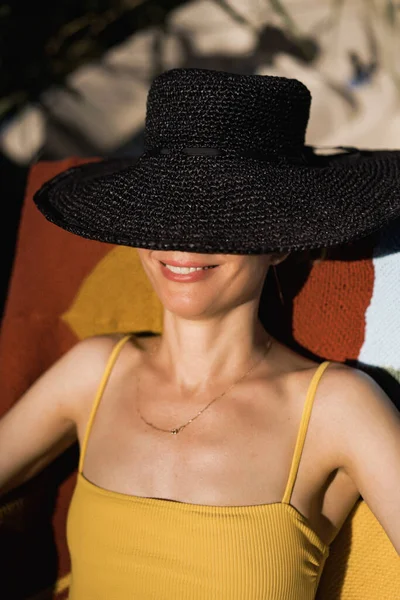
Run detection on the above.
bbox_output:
[33,68,400,254]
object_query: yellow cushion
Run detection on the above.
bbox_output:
[317,501,399,599]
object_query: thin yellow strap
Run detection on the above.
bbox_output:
[78,334,132,474]
[282,361,331,504]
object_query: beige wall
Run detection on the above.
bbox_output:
[2,0,400,161]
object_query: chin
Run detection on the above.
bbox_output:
[159,290,222,321]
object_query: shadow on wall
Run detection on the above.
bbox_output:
[170,24,320,74]
[38,22,322,162]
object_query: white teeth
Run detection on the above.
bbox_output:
[163,264,216,274]
[166,265,203,274]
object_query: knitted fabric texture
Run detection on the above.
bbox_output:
[293,259,375,362]
[33,68,400,254]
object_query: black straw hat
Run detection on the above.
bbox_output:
[34,68,400,254]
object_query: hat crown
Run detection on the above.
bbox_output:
[144,68,311,155]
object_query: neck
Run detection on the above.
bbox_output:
[154,303,271,396]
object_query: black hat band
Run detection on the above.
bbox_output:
[144,146,307,165]
[144,146,360,167]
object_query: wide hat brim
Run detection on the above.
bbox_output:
[34,150,400,254]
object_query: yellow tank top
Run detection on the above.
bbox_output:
[67,335,331,599]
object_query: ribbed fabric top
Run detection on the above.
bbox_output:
[67,335,331,599]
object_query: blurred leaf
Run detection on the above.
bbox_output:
[268,0,301,37]
[122,0,150,8]
[213,0,256,30]
[0,0,189,125]
[329,0,345,27]
[0,4,10,18]
[0,91,26,118]
[385,0,396,27]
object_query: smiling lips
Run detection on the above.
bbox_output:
[159,260,219,282]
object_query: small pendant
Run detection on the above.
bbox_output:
[171,428,180,435]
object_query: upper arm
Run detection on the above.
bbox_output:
[327,366,400,555]
[0,335,119,496]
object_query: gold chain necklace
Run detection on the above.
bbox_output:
[136,337,273,435]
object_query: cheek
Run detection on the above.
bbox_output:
[136,248,151,264]
[224,265,268,303]
[231,257,270,290]
[137,250,158,283]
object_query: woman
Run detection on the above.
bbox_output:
[1,68,400,599]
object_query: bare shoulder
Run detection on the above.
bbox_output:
[29,332,138,423]
[59,332,132,376]
[275,341,399,462]
[0,333,140,493]
[309,360,400,469]
[316,363,400,552]
[318,360,397,413]
[283,350,396,414]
